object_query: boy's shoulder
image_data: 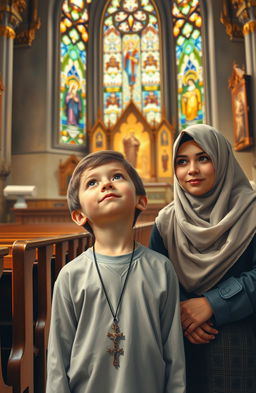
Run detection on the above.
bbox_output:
[56,244,175,279]
[57,249,93,279]
[142,245,169,261]
[138,244,175,272]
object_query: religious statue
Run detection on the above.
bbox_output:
[181,77,201,122]
[122,132,140,168]
[160,130,169,146]
[161,150,169,172]
[234,91,246,144]
[65,80,82,126]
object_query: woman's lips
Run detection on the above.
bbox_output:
[187,179,204,185]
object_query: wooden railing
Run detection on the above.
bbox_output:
[0,247,12,393]
[0,222,153,393]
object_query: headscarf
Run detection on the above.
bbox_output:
[156,124,256,294]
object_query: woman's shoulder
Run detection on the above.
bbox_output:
[155,201,175,235]
[156,201,175,221]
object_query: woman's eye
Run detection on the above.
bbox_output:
[175,159,187,166]
[199,155,210,162]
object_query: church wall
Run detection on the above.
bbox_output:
[206,0,254,180]
[8,0,256,205]
[12,0,49,153]
[9,153,66,198]
[9,0,84,200]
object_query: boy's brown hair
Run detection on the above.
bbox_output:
[67,150,146,230]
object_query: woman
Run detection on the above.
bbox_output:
[150,124,256,393]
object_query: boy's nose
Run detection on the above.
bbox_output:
[101,180,113,191]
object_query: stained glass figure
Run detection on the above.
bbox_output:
[103,0,161,126]
[172,0,205,130]
[59,0,90,145]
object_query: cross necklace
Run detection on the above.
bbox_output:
[92,241,135,369]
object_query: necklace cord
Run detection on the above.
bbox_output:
[93,240,136,322]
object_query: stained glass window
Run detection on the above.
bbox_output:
[103,0,162,127]
[59,0,89,145]
[172,0,205,130]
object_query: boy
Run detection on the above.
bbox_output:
[46,150,185,393]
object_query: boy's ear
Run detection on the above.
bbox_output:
[71,210,88,226]
[136,195,147,212]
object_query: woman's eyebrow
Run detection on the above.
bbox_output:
[176,151,206,158]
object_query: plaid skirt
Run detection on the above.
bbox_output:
[185,316,256,393]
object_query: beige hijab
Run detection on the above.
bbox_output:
[156,124,256,294]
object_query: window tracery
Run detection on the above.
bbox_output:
[57,0,205,147]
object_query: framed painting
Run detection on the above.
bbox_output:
[229,65,253,151]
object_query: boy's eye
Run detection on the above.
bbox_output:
[86,179,97,187]
[112,173,124,180]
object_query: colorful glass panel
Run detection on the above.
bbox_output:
[172,0,205,130]
[59,0,90,145]
[103,0,161,126]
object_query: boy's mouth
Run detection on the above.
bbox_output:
[99,193,120,202]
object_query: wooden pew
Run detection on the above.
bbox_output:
[2,221,153,393]
[0,223,85,270]
[0,247,12,393]
[7,232,92,393]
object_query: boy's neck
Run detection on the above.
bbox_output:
[93,224,135,256]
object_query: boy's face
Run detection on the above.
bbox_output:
[71,161,147,228]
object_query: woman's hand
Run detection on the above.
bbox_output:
[180,297,214,333]
[184,321,218,344]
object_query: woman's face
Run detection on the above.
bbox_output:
[175,140,215,196]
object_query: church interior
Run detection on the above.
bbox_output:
[0,0,256,392]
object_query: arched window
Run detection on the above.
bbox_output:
[102,0,162,126]
[172,0,205,130]
[57,0,205,147]
[59,0,89,146]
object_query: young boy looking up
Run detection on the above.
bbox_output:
[46,150,185,393]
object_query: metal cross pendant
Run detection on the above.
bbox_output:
[107,321,125,368]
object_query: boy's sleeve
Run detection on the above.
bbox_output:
[161,261,186,393]
[46,272,77,393]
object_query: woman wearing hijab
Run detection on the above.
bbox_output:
[150,124,256,393]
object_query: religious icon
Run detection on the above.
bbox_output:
[160,130,168,146]
[106,55,121,71]
[95,131,103,148]
[107,321,125,369]
[143,54,158,69]
[124,39,139,87]
[144,91,159,106]
[106,92,120,108]
[181,71,201,122]
[229,65,253,151]
[65,77,82,126]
